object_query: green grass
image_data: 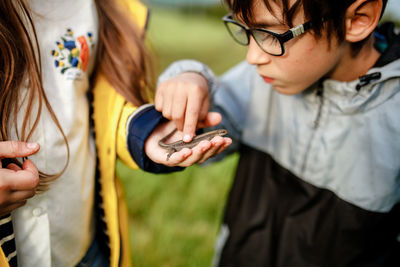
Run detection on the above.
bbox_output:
[146,6,247,76]
[117,6,245,267]
[118,155,238,267]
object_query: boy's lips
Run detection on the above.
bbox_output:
[261,75,275,84]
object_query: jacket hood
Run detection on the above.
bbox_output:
[317,22,400,114]
[374,22,400,67]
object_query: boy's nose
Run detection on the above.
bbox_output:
[246,37,271,65]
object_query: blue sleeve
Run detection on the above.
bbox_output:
[127,104,184,173]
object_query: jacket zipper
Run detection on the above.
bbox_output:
[301,85,324,174]
[313,86,324,129]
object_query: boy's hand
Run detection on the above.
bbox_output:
[0,141,40,216]
[145,120,232,167]
[155,72,210,142]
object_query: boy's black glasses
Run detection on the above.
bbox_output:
[222,14,312,56]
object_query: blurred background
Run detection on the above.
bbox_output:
[118,1,400,266]
[118,1,245,267]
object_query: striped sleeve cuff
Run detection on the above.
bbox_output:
[0,214,17,267]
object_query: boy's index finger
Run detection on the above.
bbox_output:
[0,141,40,159]
[183,98,202,142]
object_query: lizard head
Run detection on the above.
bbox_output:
[216,129,228,137]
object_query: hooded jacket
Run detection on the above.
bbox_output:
[158,22,400,266]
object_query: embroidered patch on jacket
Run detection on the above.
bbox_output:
[51,28,94,74]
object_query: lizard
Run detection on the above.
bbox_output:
[158,128,228,160]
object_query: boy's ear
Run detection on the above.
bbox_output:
[345,0,382,43]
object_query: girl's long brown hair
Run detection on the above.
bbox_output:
[0,0,152,191]
[95,0,153,105]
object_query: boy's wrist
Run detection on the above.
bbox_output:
[158,59,216,93]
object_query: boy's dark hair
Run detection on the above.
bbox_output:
[225,0,388,55]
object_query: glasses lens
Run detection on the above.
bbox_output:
[252,30,282,55]
[225,22,249,46]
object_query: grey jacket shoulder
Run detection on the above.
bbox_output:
[158,57,400,212]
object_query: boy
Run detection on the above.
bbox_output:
[153,0,400,266]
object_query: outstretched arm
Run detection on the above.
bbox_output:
[145,113,231,167]
[125,104,231,171]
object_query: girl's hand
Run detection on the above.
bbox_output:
[155,72,210,142]
[145,120,232,167]
[0,141,40,216]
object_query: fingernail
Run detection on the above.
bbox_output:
[27,142,38,149]
[183,134,192,142]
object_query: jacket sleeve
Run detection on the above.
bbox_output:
[124,104,184,173]
[157,60,255,160]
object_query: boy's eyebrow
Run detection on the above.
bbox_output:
[236,16,284,28]
[250,21,283,28]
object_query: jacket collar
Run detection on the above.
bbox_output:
[302,22,400,114]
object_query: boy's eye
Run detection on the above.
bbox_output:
[254,31,279,45]
[235,27,246,36]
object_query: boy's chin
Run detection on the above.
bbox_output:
[273,85,306,95]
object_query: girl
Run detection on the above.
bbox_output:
[0,0,229,266]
